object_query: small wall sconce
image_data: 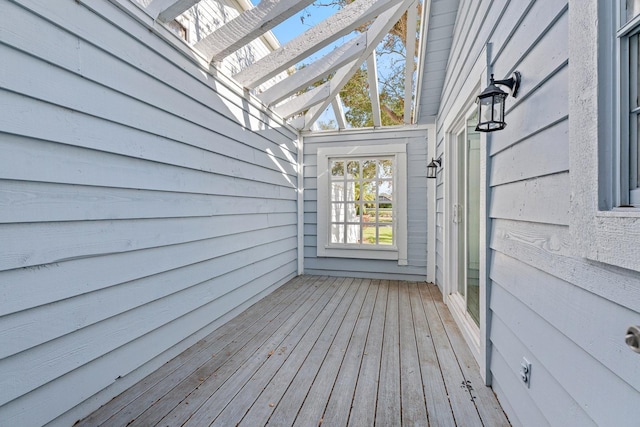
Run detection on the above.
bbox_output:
[475,71,521,132]
[427,156,442,179]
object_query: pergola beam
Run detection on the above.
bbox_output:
[274,59,359,119]
[332,96,347,129]
[194,0,316,63]
[258,33,367,107]
[300,0,415,130]
[367,53,382,127]
[145,0,200,23]
[274,82,332,119]
[404,1,418,124]
[233,0,399,89]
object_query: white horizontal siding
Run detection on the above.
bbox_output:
[303,128,428,281]
[0,0,298,425]
[431,0,640,425]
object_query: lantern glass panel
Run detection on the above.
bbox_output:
[427,163,437,178]
[476,92,507,131]
[491,93,506,123]
[478,96,494,124]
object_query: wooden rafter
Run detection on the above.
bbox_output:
[144,0,425,131]
[367,53,382,127]
[194,0,316,63]
[332,96,347,129]
[300,0,415,130]
[273,59,359,119]
[233,0,399,89]
[258,33,367,107]
[145,0,200,23]
[274,82,332,119]
[404,0,418,124]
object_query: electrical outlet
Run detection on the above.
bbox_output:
[520,357,531,388]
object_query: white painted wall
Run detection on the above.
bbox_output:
[0,0,298,425]
[428,0,640,425]
[303,127,429,281]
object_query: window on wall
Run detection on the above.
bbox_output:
[316,144,407,264]
[569,0,640,272]
[619,0,640,205]
[328,157,394,246]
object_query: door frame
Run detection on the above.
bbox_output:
[442,46,491,384]
[447,104,481,346]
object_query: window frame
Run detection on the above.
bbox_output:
[569,0,640,272]
[316,144,408,264]
[618,2,640,206]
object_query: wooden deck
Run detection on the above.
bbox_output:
[80,276,509,426]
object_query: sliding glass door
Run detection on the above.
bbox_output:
[454,111,480,326]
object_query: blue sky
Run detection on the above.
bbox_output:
[250,1,350,64]
[249,1,350,126]
[251,0,382,128]
[246,1,415,128]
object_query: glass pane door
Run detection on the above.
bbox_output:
[456,112,481,326]
[466,115,481,325]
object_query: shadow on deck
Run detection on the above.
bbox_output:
[79,276,509,426]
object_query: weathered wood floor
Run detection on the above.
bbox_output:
[80,276,509,426]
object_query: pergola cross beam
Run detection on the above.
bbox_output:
[332,96,347,129]
[273,59,359,119]
[300,0,416,130]
[194,0,316,63]
[145,0,200,23]
[233,0,399,89]
[258,33,367,107]
[367,53,382,127]
[404,0,418,124]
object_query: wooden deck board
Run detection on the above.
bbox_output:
[408,282,457,426]
[419,283,484,426]
[377,280,402,426]
[399,281,430,425]
[321,279,377,426]
[427,284,511,427]
[133,276,337,426]
[80,276,509,426]
[348,278,388,427]
[237,277,358,426]
[261,277,358,426]
[290,278,369,427]
[83,275,310,427]
[217,276,358,426]
[176,277,344,427]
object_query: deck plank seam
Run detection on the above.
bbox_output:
[181,276,348,426]
[150,276,342,427]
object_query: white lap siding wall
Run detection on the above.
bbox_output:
[303,127,429,281]
[0,0,298,425]
[427,0,640,425]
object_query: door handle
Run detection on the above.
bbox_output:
[626,325,640,353]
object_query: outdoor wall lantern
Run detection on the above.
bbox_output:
[475,71,521,132]
[427,156,442,179]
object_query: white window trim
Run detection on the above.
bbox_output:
[617,3,640,206]
[569,0,640,272]
[316,144,408,265]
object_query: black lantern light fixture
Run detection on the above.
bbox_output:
[427,156,442,179]
[475,71,521,132]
